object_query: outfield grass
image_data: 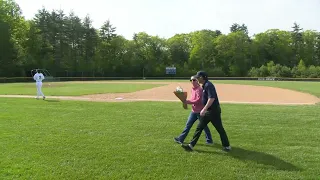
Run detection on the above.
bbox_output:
[1,98,319,179]
[0,83,163,96]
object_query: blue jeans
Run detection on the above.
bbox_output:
[177,111,213,143]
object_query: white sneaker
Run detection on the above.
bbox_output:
[223,146,231,152]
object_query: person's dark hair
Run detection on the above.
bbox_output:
[194,71,208,80]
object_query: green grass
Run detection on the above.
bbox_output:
[0,82,163,96]
[1,98,319,179]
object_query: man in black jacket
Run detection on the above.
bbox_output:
[181,71,231,152]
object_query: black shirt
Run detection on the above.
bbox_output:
[202,80,220,110]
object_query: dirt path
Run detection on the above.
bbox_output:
[1,82,319,105]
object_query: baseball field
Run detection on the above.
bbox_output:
[0,80,320,179]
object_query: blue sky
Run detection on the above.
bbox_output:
[15,0,320,40]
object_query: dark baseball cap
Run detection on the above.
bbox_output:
[194,71,208,79]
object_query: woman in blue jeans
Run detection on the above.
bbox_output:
[174,76,213,144]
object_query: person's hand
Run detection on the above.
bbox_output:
[200,108,207,116]
[183,102,187,109]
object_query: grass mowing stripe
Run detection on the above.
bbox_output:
[0,83,164,96]
[0,98,319,179]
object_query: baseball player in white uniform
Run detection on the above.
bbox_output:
[33,70,46,100]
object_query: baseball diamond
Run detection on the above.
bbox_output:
[0,81,319,105]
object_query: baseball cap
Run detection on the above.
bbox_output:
[194,71,208,79]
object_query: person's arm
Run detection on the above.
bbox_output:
[202,84,217,111]
[186,89,201,104]
[203,98,214,111]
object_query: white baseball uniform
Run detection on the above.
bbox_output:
[33,72,45,99]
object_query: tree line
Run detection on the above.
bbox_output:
[1,0,320,78]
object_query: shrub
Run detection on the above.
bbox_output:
[259,65,269,77]
[248,67,259,77]
[279,65,292,77]
[308,65,320,78]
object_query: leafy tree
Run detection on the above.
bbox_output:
[230,23,248,35]
[291,22,304,66]
[214,31,251,76]
[1,1,320,78]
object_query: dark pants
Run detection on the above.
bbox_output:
[177,111,213,143]
[190,107,230,147]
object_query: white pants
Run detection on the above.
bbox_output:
[36,82,45,98]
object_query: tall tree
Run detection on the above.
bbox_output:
[301,30,319,66]
[214,31,252,76]
[81,15,98,76]
[96,20,117,75]
[315,33,320,66]
[65,11,85,75]
[252,29,293,67]
[230,23,248,35]
[167,33,191,66]
[188,29,220,70]
[1,1,320,78]
[291,22,303,66]
[33,8,54,71]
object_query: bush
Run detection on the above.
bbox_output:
[248,59,320,78]
[269,64,282,77]
[291,66,299,78]
[308,65,320,78]
[248,65,270,77]
[266,61,275,73]
[259,65,269,77]
[279,66,292,77]
[297,59,307,77]
[289,65,320,78]
[269,64,292,77]
[248,67,259,77]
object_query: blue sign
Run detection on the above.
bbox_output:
[166,67,176,75]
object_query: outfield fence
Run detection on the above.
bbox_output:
[1,76,320,83]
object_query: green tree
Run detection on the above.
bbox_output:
[214,31,251,76]
[252,29,293,67]
[81,15,98,76]
[302,30,319,66]
[189,30,220,70]
[230,23,248,35]
[291,22,304,66]
[167,33,191,66]
[2,0,320,78]
[0,0,28,76]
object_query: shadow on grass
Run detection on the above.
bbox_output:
[44,99,60,102]
[194,144,301,171]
